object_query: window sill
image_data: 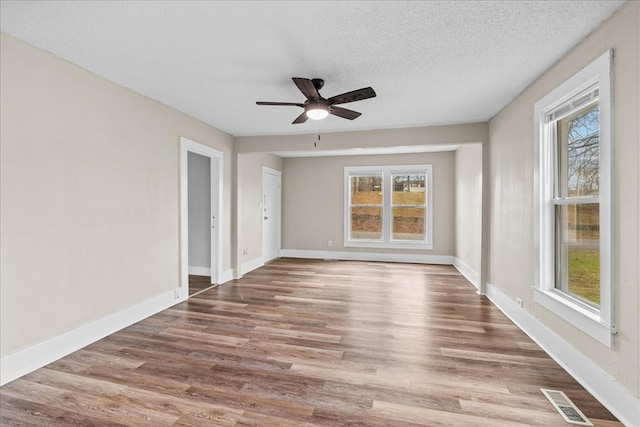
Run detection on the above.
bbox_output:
[533,288,614,348]
[344,240,433,250]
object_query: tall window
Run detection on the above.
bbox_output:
[345,165,433,249]
[534,50,613,347]
[555,101,600,307]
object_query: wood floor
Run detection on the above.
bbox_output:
[189,275,215,296]
[0,258,622,426]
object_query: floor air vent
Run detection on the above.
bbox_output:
[541,389,593,426]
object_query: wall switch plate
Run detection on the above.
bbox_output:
[327,240,333,247]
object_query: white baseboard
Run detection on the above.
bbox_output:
[188,266,211,276]
[189,267,235,284]
[219,268,235,284]
[0,288,186,386]
[453,257,479,289]
[485,283,639,427]
[240,257,264,276]
[280,249,453,265]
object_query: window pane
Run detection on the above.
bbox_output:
[556,104,599,197]
[392,207,425,241]
[392,173,426,205]
[350,175,382,205]
[350,207,382,240]
[555,203,600,307]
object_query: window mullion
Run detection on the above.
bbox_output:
[383,170,391,243]
[553,197,600,205]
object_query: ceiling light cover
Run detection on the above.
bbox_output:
[306,107,329,120]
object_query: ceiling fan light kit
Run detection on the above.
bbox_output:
[257,77,376,124]
[305,104,329,120]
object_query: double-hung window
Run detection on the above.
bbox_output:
[344,165,433,249]
[533,50,614,347]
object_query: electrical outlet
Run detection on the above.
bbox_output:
[174,289,180,299]
[327,240,333,247]
[516,297,523,308]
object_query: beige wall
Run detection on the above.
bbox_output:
[236,152,282,273]
[3,1,636,406]
[235,122,488,153]
[236,123,489,263]
[282,152,455,256]
[455,144,483,277]
[0,34,235,356]
[488,1,639,398]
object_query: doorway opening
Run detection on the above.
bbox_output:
[179,137,223,298]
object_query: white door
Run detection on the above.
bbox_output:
[262,167,281,263]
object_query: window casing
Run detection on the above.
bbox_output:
[533,50,614,347]
[344,165,433,249]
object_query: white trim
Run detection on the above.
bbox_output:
[453,257,479,289]
[485,283,637,427]
[186,268,234,282]
[344,240,434,250]
[1,289,185,386]
[533,50,614,347]
[280,249,452,265]
[188,266,212,276]
[533,288,613,347]
[179,136,224,287]
[240,256,265,276]
[219,268,235,284]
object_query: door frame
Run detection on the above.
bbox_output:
[179,136,223,295]
[262,166,282,263]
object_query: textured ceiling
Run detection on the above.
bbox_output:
[0,1,625,137]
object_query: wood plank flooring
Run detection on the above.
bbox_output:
[189,275,215,296]
[0,258,622,426]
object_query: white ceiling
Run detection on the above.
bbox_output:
[0,1,625,137]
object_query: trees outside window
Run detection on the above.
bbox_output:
[533,50,613,347]
[345,165,432,249]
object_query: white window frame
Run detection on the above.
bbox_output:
[533,50,614,348]
[344,164,433,249]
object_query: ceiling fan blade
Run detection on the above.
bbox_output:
[292,77,320,100]
[330,106,362,120]
[327,87,376,105]
[292,111,309,124]
[257,101,304,107]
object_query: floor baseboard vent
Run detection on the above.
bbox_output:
[541,389,593,426]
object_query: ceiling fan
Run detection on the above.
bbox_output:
[256,77,376,124]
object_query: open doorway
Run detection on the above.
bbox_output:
[187,151,212,295]
[179,137,223,297]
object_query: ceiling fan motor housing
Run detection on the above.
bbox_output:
[311,78,324,91]
[305,99,329,110]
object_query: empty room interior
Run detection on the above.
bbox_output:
[1,1,638,426]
